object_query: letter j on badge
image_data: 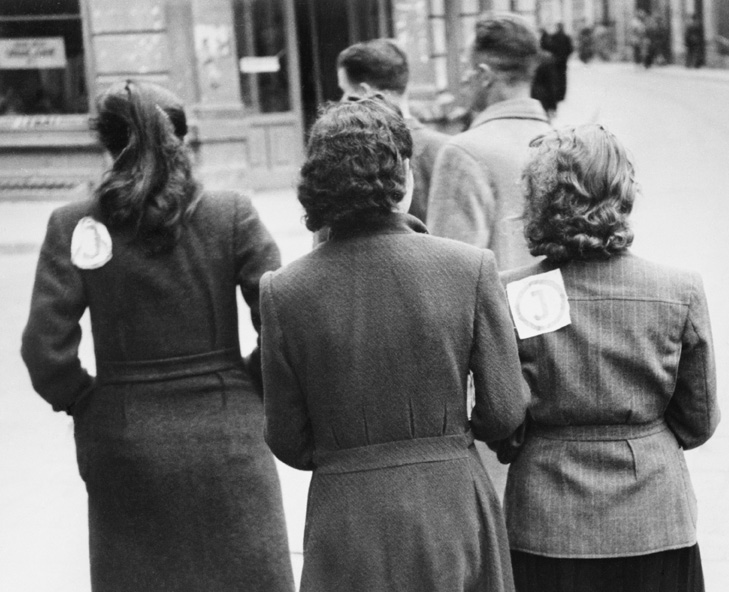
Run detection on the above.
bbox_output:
[506,269,571,339]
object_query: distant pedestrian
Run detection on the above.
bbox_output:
[629,12,647,65]
[643,13,661,68]
[335,38,448,224]
[653,15,672,64]
[500,124,719,592]
[543,23,573,103]
[593,23,613,61]
[685,14,706,68]
[531,50,559,119]
[261,95,527,592]
[577,25,595,63]
[21,80,295,592]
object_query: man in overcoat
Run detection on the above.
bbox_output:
[427,13,551,495]
[427,13,551,272]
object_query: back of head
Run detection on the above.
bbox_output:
[473,13,540,84]
[522,124,637,262]
[336,39,409,95]
[92,80,198,255]
[298,95,413,233]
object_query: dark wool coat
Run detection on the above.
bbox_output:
[22,192,295,592]
[500,252,720,559]
[261,214,528,592]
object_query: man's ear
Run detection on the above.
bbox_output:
[476,62,495,87]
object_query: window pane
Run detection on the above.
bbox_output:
[233,0,290,114]
[0,0,87,115]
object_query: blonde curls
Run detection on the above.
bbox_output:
[522,124,637,262]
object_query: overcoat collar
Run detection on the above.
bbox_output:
[470,98,549,129]
[329,213,428,241]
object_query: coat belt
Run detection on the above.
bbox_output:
[314,432,475,474]
[530,418,668,441]
[96,347,244,384]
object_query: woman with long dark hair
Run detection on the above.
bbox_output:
[260,96,528,591]
[500,124,719,592]
[22,80,295,592]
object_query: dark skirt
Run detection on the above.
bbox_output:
[73,369,295,592]
[511,545,704,592]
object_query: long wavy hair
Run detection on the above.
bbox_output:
[91,80,199,255]
[522,124,637,263]
[298,95,413,233]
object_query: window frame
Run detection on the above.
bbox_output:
[0,0,96,143]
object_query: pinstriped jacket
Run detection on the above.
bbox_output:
[500,251,719,558]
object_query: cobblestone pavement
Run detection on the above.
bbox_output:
[2,61,729,590]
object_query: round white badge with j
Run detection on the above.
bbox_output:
[71,217,113,270]
[506,269,571,339]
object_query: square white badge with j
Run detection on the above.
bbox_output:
[506,269,571,339]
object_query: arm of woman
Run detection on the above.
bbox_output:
[21,209,92,414]
[260,272,315,470]
[469,250,529,442]
[234,193,282,390]
[665,272,720,449]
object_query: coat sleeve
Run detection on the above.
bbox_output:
[426,142,496,249]
[665,272,720,449]
[234,193,282,389]
[260,272,315,470]
[469,250,529,442]
[21,209,93,413]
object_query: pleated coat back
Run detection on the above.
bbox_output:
[261,214,529,592]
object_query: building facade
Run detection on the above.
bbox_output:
[0,0,725,197]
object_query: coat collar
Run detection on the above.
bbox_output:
[470,98,549,129]
[328,213,429,241]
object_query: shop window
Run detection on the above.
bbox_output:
[233,0,291,114]
[0,0,87,116]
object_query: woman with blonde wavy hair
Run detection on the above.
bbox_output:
[499,124,719,592]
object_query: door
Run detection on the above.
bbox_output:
[294,0,392,131]
[232,0,304,189]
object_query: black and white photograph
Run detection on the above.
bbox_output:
[1,1,727,591]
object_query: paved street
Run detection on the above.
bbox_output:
[2,61,729,590]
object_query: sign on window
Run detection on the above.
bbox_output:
[0,38,67,70]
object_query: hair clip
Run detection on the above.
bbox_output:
[155,104,171,122]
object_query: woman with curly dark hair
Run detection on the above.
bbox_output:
[499,124,719,592]
[21,80,295,592]
[260,96,528,591]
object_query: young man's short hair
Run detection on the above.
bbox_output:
[473,13,539,84]
[336,39,409,95]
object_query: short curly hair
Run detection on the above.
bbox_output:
[298,95,413,233]
[522,124,637,262]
